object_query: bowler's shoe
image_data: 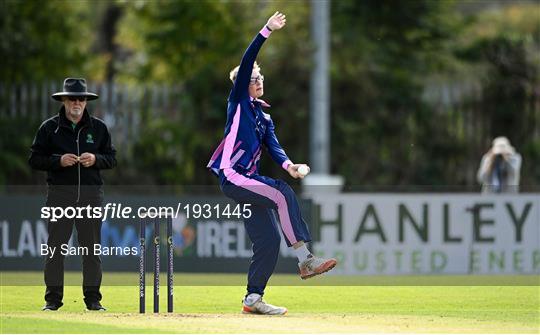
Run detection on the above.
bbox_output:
[298,255,337,280]
[242,294,287,315]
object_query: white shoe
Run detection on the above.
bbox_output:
[242,294,287,315]
[298,255,337,280]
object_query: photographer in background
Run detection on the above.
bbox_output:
[477,137,522,193]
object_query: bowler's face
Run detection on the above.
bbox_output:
[249,70,264,99]
[63,97,87,120]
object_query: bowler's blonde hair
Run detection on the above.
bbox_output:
[230,62,260,83]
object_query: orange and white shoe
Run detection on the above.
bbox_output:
[242,294,287,315]
[298,255,337,280]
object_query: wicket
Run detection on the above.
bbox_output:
[139,216,173,313]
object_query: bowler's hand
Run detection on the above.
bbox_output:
[266,11,286,31]
[79,153,96,167]
[287,164,305,179]
[60,154,79,167]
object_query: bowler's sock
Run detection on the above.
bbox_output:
[293,244,312,263]
[244,293,261,306]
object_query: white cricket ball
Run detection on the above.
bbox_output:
[297,164,310,176]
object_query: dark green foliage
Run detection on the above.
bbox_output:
[1,0,538,189]
[0,0,88,82]
[0,116,40,185]
[459,33,539,187]
[330,0,466,186]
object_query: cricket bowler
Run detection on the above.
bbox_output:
[207,12,337,315]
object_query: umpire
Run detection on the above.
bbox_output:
[29,78,116,311]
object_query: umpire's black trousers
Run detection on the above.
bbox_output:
[44,200,103,306]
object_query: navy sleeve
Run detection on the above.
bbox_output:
[229,26,273,102]
[263,116,292,170]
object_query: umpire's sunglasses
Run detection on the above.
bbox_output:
[68,96,87,102]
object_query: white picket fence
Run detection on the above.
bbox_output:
[1,81,185,157]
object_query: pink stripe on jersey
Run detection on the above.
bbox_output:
[233,141,242,152]
[248,165,257,175]
[223,168,298,244]
[220,105,242,169]
[246,147,262,170]
[208,140,242,167]
[209,138,226,162]
[247,149,262,174]
[230,149,246,166]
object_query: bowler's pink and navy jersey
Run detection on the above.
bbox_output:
[207,26,292,176]
[206,24,312,295]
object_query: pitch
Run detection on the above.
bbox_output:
[1,272,538,333]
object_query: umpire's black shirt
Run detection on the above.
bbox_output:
[29,106,116,204]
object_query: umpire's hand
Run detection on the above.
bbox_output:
[60,154,79,167]
[79,153,96,167]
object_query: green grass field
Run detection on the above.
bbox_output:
[1,272,539,333]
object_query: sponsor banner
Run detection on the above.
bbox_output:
[3,193,538,275]
[0,195,310,273]
[310,194,540,275]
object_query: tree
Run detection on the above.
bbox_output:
[0,0,90,82]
